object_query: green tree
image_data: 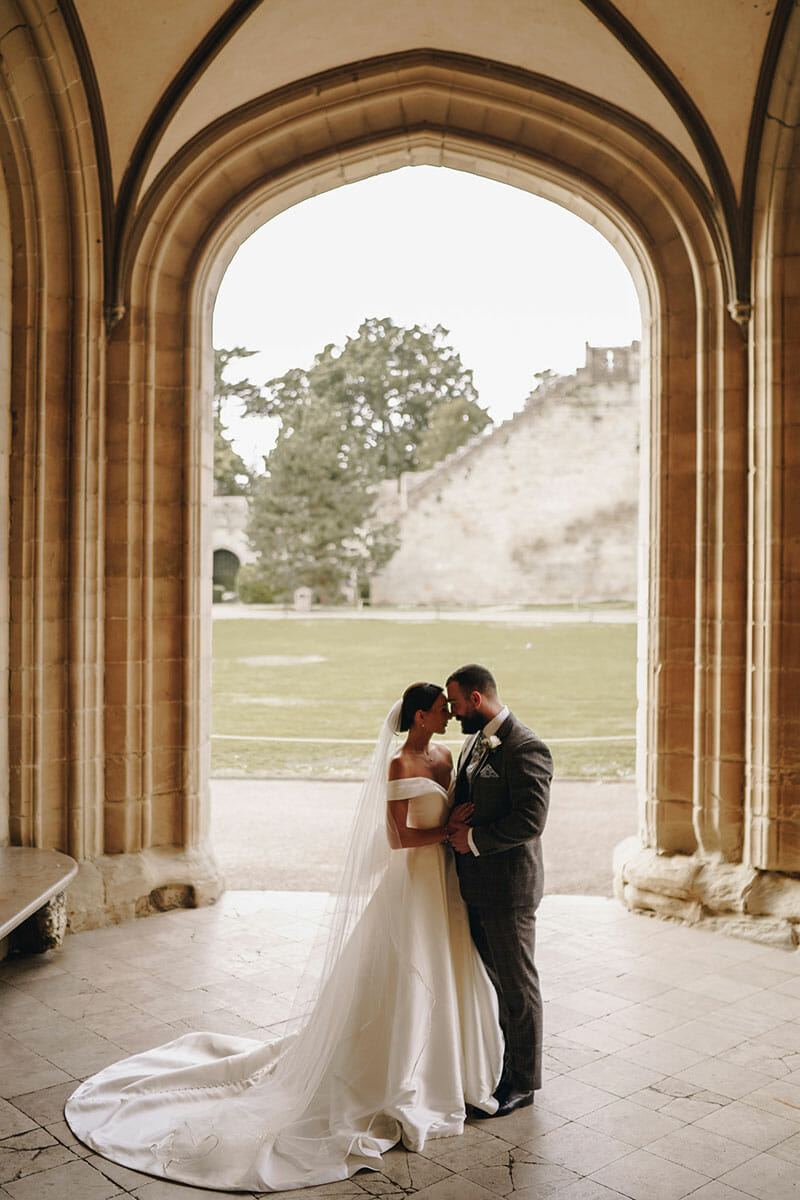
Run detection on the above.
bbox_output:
[243,319,486,602]
[243,317,488,478]
[416,393,492,468]
[214,411,251,496]
[245,396,397,603]
[213,347,261,495]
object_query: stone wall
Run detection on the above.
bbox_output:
[2,10,799,944]
[371,344,640,607]
[212,496,254,565]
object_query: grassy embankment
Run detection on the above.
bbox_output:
[212,617,636,779]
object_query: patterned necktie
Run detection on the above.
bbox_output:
[454,734,480,805]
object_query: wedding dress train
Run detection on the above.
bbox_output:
[65,778,503,1193]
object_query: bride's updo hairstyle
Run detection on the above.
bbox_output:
[398,682,443,732]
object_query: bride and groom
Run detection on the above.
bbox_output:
[65,663,553,1193]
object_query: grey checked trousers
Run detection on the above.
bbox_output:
[467,903,542,1092]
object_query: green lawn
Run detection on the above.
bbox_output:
[212,617,636,779]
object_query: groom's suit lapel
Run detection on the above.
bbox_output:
[471,714,515,791]
[455,731,479,803]
[470,739,491,783]
[457,732,479,775]
[458,715,515,798]
[459,722,500,792]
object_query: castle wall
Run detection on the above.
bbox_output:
[371,356,640,607]
[212,495,255,566]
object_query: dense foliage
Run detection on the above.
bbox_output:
[243,318,490,603]
[244,317,489,476]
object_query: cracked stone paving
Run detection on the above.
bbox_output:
[1,893,800,1199]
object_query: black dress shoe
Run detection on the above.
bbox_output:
[494,1089,534,1116]
[470,1089,534,1118]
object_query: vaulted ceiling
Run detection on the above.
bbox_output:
[61,0,791,311]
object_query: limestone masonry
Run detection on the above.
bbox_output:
[371,343,640,607]
[3,3,800,945]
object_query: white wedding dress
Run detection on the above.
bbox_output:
[65,778,503,1193]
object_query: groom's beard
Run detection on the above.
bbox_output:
[457,713,486,734]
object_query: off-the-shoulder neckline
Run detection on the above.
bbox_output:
[387,776,450,796]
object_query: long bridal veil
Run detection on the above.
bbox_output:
[204,699,413,1178]
[66,700,413,1189]
[258,698,405,1113]
[66,699,502,1191]
[302,698,403,1002]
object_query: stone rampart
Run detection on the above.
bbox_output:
[371,343,640,606]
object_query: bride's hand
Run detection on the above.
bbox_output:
[448,802,474,825]
[447,823,472,854]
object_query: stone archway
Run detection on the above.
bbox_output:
[0,2,797,946]
[91,49,755,929]
[212,549,240,599]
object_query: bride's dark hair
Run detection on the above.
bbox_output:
[399,682,443,732]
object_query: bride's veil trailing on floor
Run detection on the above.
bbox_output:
[175,700,412,1178]
[66,697,503,1191]
[211,698,409,1176]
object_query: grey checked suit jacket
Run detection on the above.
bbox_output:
[454,712,553,910]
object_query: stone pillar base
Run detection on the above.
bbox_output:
[66,846,225,932]
[613,837,800,950]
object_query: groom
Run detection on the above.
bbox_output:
[446,663,552,1117]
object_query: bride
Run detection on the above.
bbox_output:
[64,682,503,1192]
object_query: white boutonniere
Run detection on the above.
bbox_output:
[480,733,501,752]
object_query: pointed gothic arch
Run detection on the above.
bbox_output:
[101,51,745,895]
[3,12,800,934]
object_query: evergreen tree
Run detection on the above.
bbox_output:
[213,347,261,495]
[243,319,487,602]
[246,396,397,603]
[214,410,251,496]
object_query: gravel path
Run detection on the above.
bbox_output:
[213,602,636,624]
[210,776,638,895]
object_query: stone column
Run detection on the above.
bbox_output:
[0,146,10,847]
[615,12,800,945]
[748,27,800,879]
[691,298,748,863]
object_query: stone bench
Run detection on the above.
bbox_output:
[0,847,78,958]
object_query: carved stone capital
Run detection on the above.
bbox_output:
[727,299,753,328]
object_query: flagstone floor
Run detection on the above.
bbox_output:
[1,892,800,1200]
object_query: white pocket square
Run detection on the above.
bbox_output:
[478,764,499,779]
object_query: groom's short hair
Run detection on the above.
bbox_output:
[447,663,497,697]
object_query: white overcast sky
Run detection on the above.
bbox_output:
[213,165,642,468]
